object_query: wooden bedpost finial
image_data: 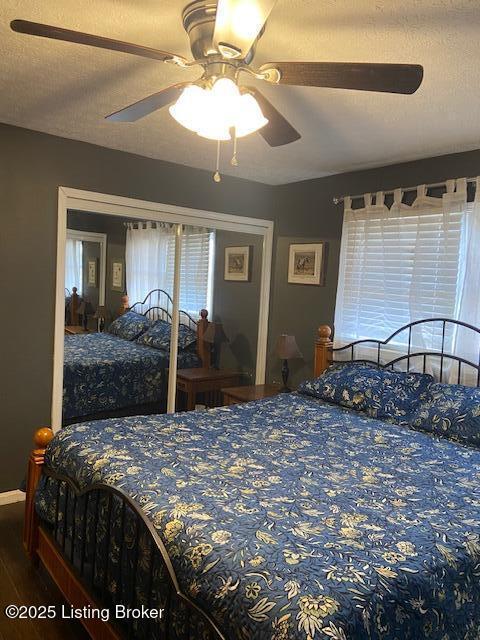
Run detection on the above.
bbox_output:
[34,427,54,450]
[317,325,332,343]
[119,294,129,316]
[314,325,333,377]
[197,309,211,368]
[24,427,54,558]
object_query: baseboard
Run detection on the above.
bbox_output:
[0,490,26,506]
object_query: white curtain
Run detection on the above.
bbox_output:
[334,179,480,382]
[125,222,214,316]
[453,177,480,383]
[126,222,176,306]
[65,237,83,294]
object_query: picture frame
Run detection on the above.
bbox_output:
[111,260,124,292]
[288,242,325,285]
[87,259,97,287]
[224,246,250,281]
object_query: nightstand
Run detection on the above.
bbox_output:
[65,325,89,335]
[222,383,282,406]
[176,368,241,411]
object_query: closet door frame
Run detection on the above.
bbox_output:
[53,187,274,430]
[66,228,107,306]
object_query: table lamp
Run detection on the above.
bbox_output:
[94,305,107,332]
[203,322,228,369]
[78,300,94,330]
[276,334,302,392]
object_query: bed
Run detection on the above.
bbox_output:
[25,318,480,640]
[63,289,210,424]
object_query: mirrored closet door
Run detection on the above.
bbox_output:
[54,188,273,431]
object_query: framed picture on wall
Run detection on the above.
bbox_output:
[224,246,250,281]
[288,242,325,285]
[87,260,97,287]
[111,260,124,292]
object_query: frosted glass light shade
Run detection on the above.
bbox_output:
[169,78,268,141]
[234,92,268,137]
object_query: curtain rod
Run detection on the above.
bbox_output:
[333,176,478,205]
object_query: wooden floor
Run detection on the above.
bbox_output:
[0,502,88,640]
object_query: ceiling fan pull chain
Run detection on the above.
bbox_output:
[231,129,239,167]
[213,140,222,183]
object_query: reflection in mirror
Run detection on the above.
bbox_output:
[175,230,262,411]
[65,236,106,331]
[63,212,216,426]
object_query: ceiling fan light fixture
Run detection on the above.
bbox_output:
[169,76,267,141]
[168,84,206,132]
[234,92,268,137]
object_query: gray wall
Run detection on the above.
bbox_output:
[67,211,127,320]
[268,148,480,386]
[82,240,101,316]
[0,123,273,492]
[212,231,263,381]
[2,120,480,492]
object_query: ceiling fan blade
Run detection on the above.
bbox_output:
[260,61,424,94]
[106,84,188,122]
[244,87,300,147]
[10,19,188,65]
[213,0,277,59]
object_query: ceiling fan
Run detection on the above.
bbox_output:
[11,0,423,157]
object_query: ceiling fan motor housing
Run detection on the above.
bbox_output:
[182,0,261,64]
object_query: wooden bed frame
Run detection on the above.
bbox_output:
[24,427,224,640]
[26,317,480,639]
[65,287,80,326]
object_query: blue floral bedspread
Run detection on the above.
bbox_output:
[40,393,480,639]
[63,333,199,420]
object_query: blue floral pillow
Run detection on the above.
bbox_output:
[107,311,151,341]
[298,362,433,424]
[411,383,480,447]
[137,319,197,351]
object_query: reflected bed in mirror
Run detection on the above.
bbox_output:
[63,289,210,425]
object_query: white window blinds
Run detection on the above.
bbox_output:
[173,228,215,316]
[334,185,466,347]
[126,223,214,316]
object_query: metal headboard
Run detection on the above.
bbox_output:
[333,318,480,386]
[128,289,198,331]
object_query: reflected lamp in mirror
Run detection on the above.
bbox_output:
[276,334,302,392]
[94,305,107,332]
[77,300,94,331]
[203,322,228,370]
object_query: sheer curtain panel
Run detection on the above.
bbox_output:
[65,237,83,294]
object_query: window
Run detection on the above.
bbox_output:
[126,223,214,316]
[65,236,83,295]
[334,188,468,354]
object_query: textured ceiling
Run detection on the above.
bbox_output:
[1,0,480,185]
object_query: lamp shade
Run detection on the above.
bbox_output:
[276,334,302,360]
[203,322,228,344]
[78,300,95,316]
[94,305,107,319]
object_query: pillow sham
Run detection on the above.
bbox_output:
[107,311,151,341]
[137,319,197,351]
[298,362,433,424]
[411,383,480,447]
